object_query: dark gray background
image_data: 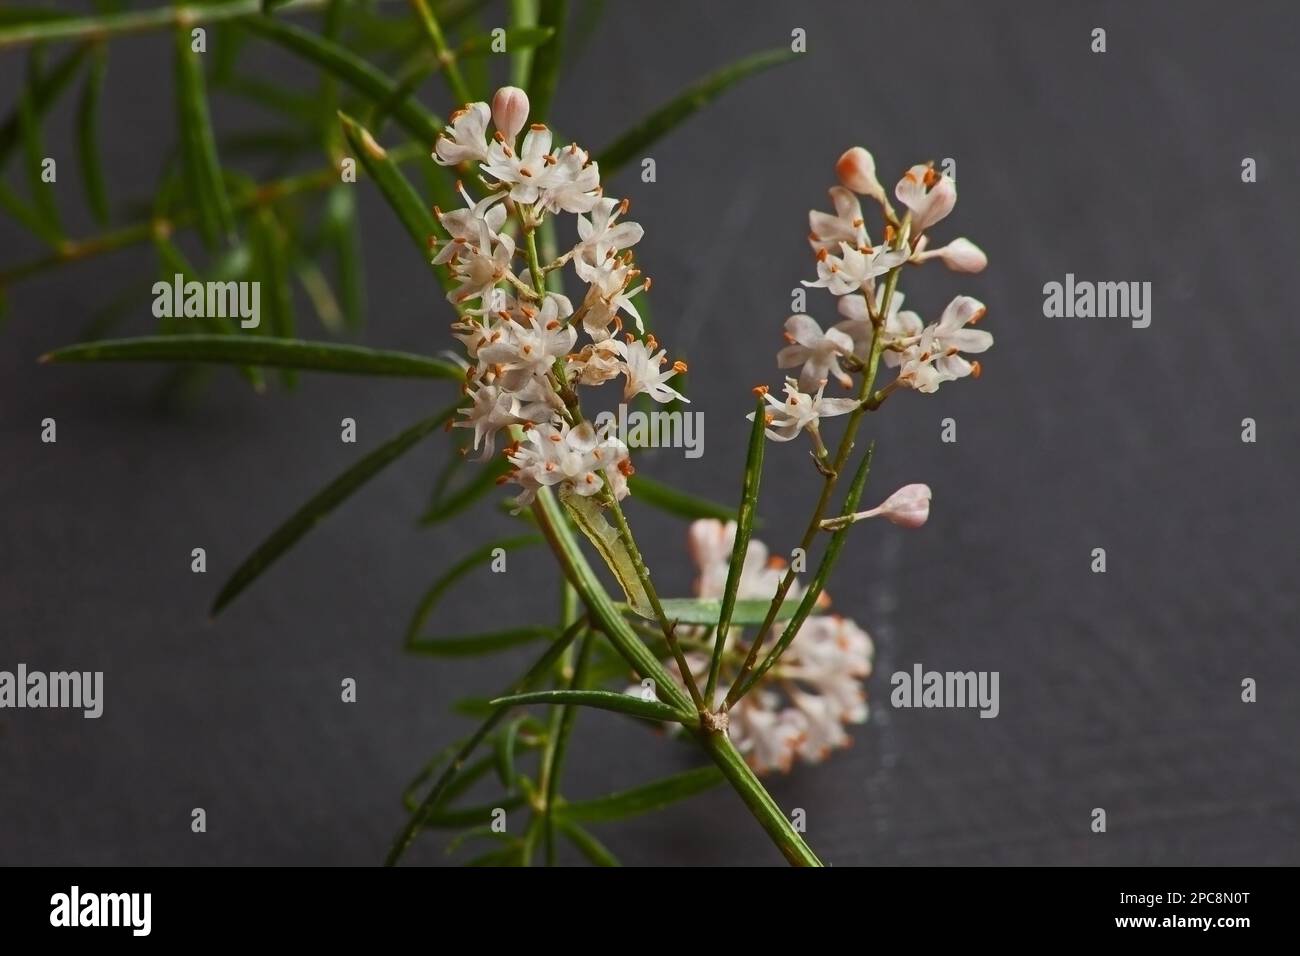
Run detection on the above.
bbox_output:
[3,0,1298,866]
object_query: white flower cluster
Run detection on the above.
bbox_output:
[680,520,874,775]
[752,148,994,444]
[434,87,687,506]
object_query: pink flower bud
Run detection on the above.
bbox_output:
[878,483,931,528]
[936,238,987,273]
[836,147,885,201]
[491,86,530,144]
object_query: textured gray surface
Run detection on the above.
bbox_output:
[2,0,1298,866]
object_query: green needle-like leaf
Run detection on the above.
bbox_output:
[525,0,566,123]
[205,405,460,615]
[508,0,538,88]
[736,443,875,699]
[533,487,691,714]
[651,596,810,627]
[386,616,585,866]
[405,534,543,645]
[0,42,87,169]
[339,113,441,268]
[558,819,619,866]
[19,52,62,240]
[490,689,689,725]
[494,717,525,793]
[555,766,724,824]
[457,24,554,57]
[707,396,767,699]
[323,185,364,329]
[253,209,296,386]
[627,474,735,522]
[76,43,109,224]
[245,17,442,145]
[41,334,464,380]
[421,795,526,828]
[175,25,234,247]
[408,626,555,657]
[595,47,797,177]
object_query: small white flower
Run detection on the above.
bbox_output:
[454,383,524,460]
[482,124,554,205]
[894,295,991,393]
[729,693,806,775]
[749,378,859,442]
[507,420,629,506]
[833,287,923,362]
[805,241,908,296]
[537,144,601,215]
[576,254,646,339]
[686,519,801,604]
[432,185,507,265]
[434,102,491,166]
[777,314,855,391]
[894,164,956,233]
[442,225,517,305]
[616,337,688,404]
[575,197,643,270]
[568,338,624,386]
[911,236,987,273]
[477,293,576,390]
[808,186,869,255]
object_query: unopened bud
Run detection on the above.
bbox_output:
[836,147,885,201]
[878,483,931,528]
[935,237,988,273]
[491,86,530,144]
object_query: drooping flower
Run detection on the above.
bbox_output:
[777,314,855,391]
[575,197,643,269]
[808,186,869,255]
[454,383,525,460]
[536,144,601,215]
[895,164,956,233]
[911,236,987,273]
[893,295,991,393]
[434,102,491,166]
[617,337,688,404]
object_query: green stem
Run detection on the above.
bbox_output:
[705,395,767,705]
[604,492,707,711]
[523,227,548,295]
[530,487,820,866]
[725,214,911,709]
[734,444,874,700]
[540,632,592,865]
[0,144,424,287]
[699,730,821,866]
[410,0,472,105]
[384,614,586,866]
[0,0,332,51]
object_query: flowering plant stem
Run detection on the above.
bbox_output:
[530,487,822,866]
[724,215,912,709]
